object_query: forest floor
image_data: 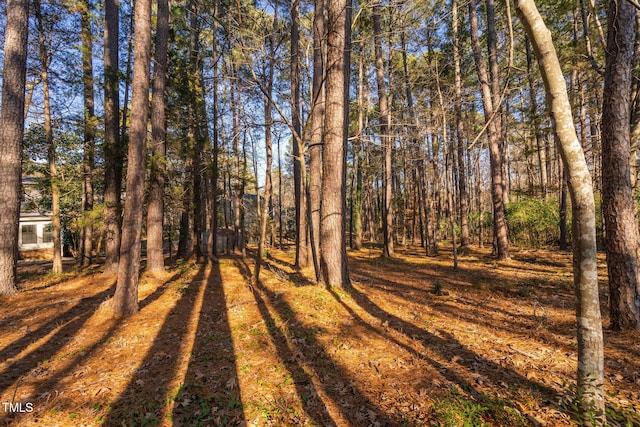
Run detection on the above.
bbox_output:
[1,244,639,426]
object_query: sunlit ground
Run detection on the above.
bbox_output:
[1,245,638,426]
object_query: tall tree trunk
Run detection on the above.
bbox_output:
[469,0,509,259]
[320,0,351,287]
[559,163,569,250]
[0,0,28,294]
[35,0,62,274]
[291,0,309,269]
[189,0,205,261]
[372,1,394,258]
[515,0,604,422]
[309,0,325,280]
[210,0,220,259]
[112,0,152,317]
[231,62,243,254]
[146,0,169,274]
[353,44,365,251]
[78,0,96,267]
[525,39,548,199]
[253,37,275,284]
[452,0,469,247]
[602,0,640,331]
[103,0,121,273]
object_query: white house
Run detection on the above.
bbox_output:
[19,212,54,252]
[19,176,54,257]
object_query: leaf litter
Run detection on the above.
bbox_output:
[0,246,638,426]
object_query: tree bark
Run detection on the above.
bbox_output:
[525,39,548,199]
[309,0,325,280]
[601,0,640,331]
[112,0,152,317]
[35,0,62,274]
[78,0,96,267]
[515,0,604,422]
[452,0,469,247]
[469,0,509,259]
[210,0,220,259]
[320,0,351,288]
[0,0,28,295]
[103,0,121,273]
[372,1,394,258]
[291,0,309,269]
[146,0,169,274]
[253,36,275,285]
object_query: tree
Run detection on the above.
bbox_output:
[469,0,509,260]
[320,0,351,288]
[111,0,152,317]
[0,0,29,295]
[451,0,469,247]
[372,0,394,258]
[601,0,640,331]
[146,0,170,274]
[34,0,63,274]
[253,31,276,284]
[103,0,121,273]
[515,0,604,422]
[78,0,96,267]
[308,0,325,280]
[291,0,309,269]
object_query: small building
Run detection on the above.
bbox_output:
[19,176,54,258]
[19,212,54,257]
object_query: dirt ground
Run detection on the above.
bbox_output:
[0,245,639,426]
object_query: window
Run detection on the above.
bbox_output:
[22,224,37,245]
[43,223,53,243]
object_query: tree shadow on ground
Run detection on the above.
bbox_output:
[169,260,245,425]
[333,284,562,420]
[101,262,243,426]
[0,282,117,397]
[234,257,399,426]
[0,264,196,425]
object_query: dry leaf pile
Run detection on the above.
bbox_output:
[0,246,639,426]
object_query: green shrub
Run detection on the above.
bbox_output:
[506,198,560,247]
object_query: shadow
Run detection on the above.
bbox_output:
[170,260,245,425]
[101,263,216,425]
[0,282,117,396]
[265,251,296,270]
[0,317,123,425]
[234,257,399,426]
[1,262,202,426]
[101,260,245,426]
[342,283,558,409]
[261,257,316,287]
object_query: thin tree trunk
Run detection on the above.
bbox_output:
[112,0,152,317]
[452,0,469,247]
[353,46,365,251]
[78,0,96,267]
[515,0,604,421]
[559,163,569,251]
[146,0,169,274]
[469,0,509,259]
[601,0,640,331]
[526,39,548,199]
[253,36,275,284]
[373,2,394,258]
[210,0,220,259]
[309,0,325,280]
[291,0,309,269]
[103,0,121,273]
[0,0,28,294]
[35,0,62,274]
